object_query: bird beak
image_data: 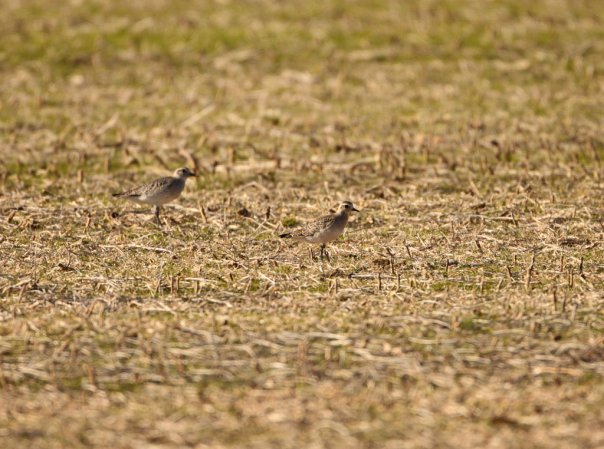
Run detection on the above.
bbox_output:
[352,207,360,212]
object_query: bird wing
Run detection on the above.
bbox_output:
[291,213,337,239]
[113,176,173,198]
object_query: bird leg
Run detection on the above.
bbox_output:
[319,244,328,261]
[153,206,162,226]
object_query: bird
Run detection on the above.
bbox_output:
[279,201,360,260]
[112,167,197,225]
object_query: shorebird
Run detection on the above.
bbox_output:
[279,201,360,260]
[112,167,196,225]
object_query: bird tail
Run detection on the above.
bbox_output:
[113,192,136,198]
[279,233,292,239]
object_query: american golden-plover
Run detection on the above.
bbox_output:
[279,201,359,260]
[112,167,196,225]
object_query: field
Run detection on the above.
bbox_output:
[1,0,604,447]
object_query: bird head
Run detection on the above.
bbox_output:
[174,167,197,179]
[338,201,360,214]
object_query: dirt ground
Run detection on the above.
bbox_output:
[1,1,603,448]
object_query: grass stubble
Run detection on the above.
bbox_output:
[1,0,604,448]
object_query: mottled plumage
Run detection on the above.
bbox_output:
[113,167,196,225]
[280,201,359,259]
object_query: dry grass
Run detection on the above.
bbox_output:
[1,0,604,448]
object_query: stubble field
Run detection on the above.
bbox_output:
[1,0,604,448]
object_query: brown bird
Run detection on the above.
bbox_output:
[280,201,360,260]
[113,167,196,225]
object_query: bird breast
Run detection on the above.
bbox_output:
[139,179,185,205]
[305,214,348,243]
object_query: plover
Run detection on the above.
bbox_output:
[279,201,360,260]
[112,167,196,225]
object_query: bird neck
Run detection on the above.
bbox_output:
[336,210,350,220]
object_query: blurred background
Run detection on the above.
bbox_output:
[1,0,602,156]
